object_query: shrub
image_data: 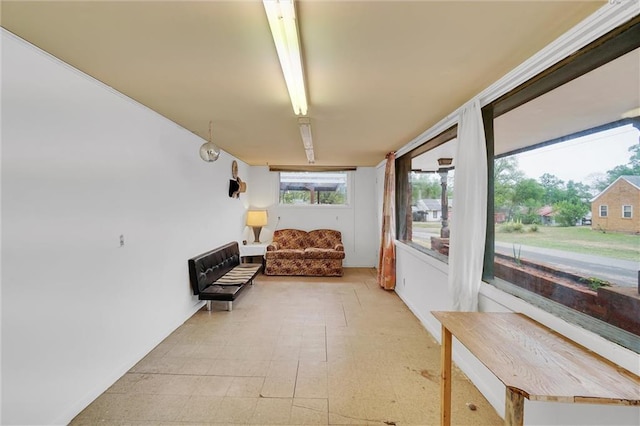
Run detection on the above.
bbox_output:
[528,224,539,232]
[500,221,525,233]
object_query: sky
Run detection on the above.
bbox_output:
[514,124,638,184]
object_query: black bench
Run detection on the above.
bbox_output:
[188,242,261,311]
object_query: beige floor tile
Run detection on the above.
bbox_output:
[177,357,216,375]
[290,398,329,425]
[261,376,296,398]
[226,376,266,397]
[295,375,328,399]
[130,394,190,422]
[191,343,223,359]
[213,397,258,423]
[327,397,369,425]
[297,360,327,377]
[164,343,198,358]
[176,395,223,423]
[250,397,293,424]
[195,375,235,396]
[299,346,328,361]
[354,376,398,400]
[266,359,299,378]
[272,344,302,360]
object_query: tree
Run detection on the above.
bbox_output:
[553,201,589,227]
[604,143,640,184]
[564,180,592,204]
[411,172,440,203]
[586,172,609,193]
[494,157,525,220]
[513,178,544,205]
[512,179,545,224]
[539,173,565,205]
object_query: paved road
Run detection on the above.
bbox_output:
[495,242,639,288]
[412,229,639,288]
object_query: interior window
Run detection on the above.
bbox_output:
[409,144,456,256]
[279,171,348,206]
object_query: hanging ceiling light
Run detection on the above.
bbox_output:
[199,121,221,162]
[263,0,307,116]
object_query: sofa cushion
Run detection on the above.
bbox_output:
[308,229,343,249]
[199,284,245,301]
[265,248,305,259]
[272,229,311,250]
[304,247,346,260]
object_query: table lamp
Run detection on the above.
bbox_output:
[246,210,268,243]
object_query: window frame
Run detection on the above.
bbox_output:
[622,205,632,218]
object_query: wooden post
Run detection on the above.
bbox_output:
[441,325,452,426]
[505,388,524,426]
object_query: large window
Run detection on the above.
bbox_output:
[279,171,348,206]
[395,18,640,351]
[487,31,640,350]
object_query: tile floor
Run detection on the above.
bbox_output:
[71,268,501,425]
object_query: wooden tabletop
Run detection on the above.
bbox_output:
[432,311,640,405]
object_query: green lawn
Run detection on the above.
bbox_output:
[494,225,640,262]
[412,221,639,261]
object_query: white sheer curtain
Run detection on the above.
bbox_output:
[448,100,488,311]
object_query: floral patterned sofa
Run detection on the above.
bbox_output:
[264,229,345,276]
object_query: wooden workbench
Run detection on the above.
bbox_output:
[432,311,640,426]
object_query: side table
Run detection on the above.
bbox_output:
[239,242,268,266]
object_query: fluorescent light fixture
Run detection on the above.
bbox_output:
[298,117,315,163]
[263,0,308,115]
[305,149,315,164]
[298,117,313,148]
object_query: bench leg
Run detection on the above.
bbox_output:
[227,301,233,311]
[440,325,452,426]
[505,388,524,426]
[206,301,211,311]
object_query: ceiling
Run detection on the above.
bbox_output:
[1,0,605,167]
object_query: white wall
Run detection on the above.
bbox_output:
[394,243,640,425]
[1,31,251,425]
[248,166,378,267]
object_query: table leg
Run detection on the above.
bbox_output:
[441,325,452,426]
[505,388,524,426]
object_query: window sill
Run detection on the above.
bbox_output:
[396,240,449,272]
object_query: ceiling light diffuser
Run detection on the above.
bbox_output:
[298,117,315,163]
[263,0,308,116]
